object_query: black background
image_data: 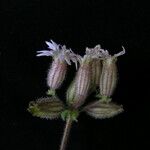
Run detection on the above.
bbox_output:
[1,0,149,150]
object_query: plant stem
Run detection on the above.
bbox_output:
[59,117,72,150]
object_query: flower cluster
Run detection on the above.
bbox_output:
[27,40,125,150]
[28,40,125,120]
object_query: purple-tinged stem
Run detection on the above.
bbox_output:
[59,117,72,150]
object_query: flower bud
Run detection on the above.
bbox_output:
[85,102,123,119]
[27,97,64,120]
[47,59,67,90]
[100,47,125,98]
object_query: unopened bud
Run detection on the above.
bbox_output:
[27,97,64,119]
[85,102,123,119]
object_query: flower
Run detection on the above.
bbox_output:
[85,45,103,90]
[85,45,102,58]
[79,44,102,65]
[99,46,125,100]
[36,40,81,69]
[37,40,81,93]
[98,46,126,58]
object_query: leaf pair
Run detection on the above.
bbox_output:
[83,101,123,119]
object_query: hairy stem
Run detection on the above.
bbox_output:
[59,117,72,150]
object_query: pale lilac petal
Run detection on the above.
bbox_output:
[36,50,53,57]
[95,44,101,49]
[45,41,56,50]
[39,40,81,66]
[71,54,82,69]
[99,49,110,57]
[114,46,125,57]
[58,54,64,62]
[85,47,91,55]
[65,56,71,65]
[50,40,59,48]
[72,59,78,69]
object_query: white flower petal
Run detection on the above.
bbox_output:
[51,40,60,50]
[72,59,78,69]
[65,56,71,65]
[95,44,101,49]
[114,46,126,57]
[71,54,82,69]
[36,50,54,57]
[85,47,91,55]
[45,41,56,50]
[50,40,58,47]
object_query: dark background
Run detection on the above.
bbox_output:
[1,0,149,150]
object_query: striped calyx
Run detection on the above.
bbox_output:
[100,47,125,98]
[66,63,91,108]
[91,58,102,89]
[100,57,118,98]
[47,59,67,90]
[27,97,64,120]
[71,55,92,108]
[85,102,123,119]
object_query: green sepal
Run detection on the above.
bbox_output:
[100,95,112,103]
[95,92,101,99]
[95,93,111,103]
[61,109,79,122]
[46,89,56,96]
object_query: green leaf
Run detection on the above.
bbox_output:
[27,97,64,120]
[85,102,123,119]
